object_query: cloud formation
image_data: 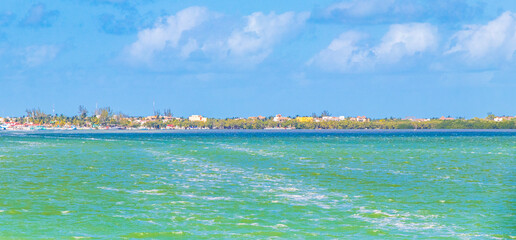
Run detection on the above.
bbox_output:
[310,23,437,72]
[20,3,59,28]
[376,23,438,62]
[127,7,310,66]
[128,6,210,61]
[446,11,516,62]
[226,11,310,63]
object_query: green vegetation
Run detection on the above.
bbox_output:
[2,107,515,129]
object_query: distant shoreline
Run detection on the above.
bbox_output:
[2,129,516,134]
[3,112,515,131]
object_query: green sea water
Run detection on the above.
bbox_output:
[0,130,514,239]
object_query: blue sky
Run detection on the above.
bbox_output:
[1,0,515,118]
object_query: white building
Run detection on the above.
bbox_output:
[494,116,515,122]
[273,114,290,122]
[189,115,207,122]
[322,116,340,121]
[350,116,370,122]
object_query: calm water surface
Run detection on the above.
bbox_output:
[0,130,514,239]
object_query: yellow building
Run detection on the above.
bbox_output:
[296,117,314,123]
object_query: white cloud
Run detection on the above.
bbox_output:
[375,23,438,62]
[128,6,210,61]
[226,11,310,63]
[180,38,199,58]
[308,31,371,71]
[446,11,516,61]
[24,45,59,66]
[309,23,437,72]
[126,7,309,66]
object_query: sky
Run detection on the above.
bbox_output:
[0,0,515,118]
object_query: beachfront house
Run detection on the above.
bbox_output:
[146,115,159,121]
[440,116,455,120]
[296,117,314,122]
[189,115,207,122]
[350,116,370,122]
[494,116,515,122]
[321,116,340,121]
[405,117,430,122]
[273,114,290,122]
[248,116,266,120]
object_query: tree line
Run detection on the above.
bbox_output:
[8,107,516,129]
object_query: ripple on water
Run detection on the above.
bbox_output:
[0,131,514,238]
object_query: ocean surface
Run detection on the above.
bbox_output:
[0,130,514,239]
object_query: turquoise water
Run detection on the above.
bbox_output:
[0,130,514,239]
